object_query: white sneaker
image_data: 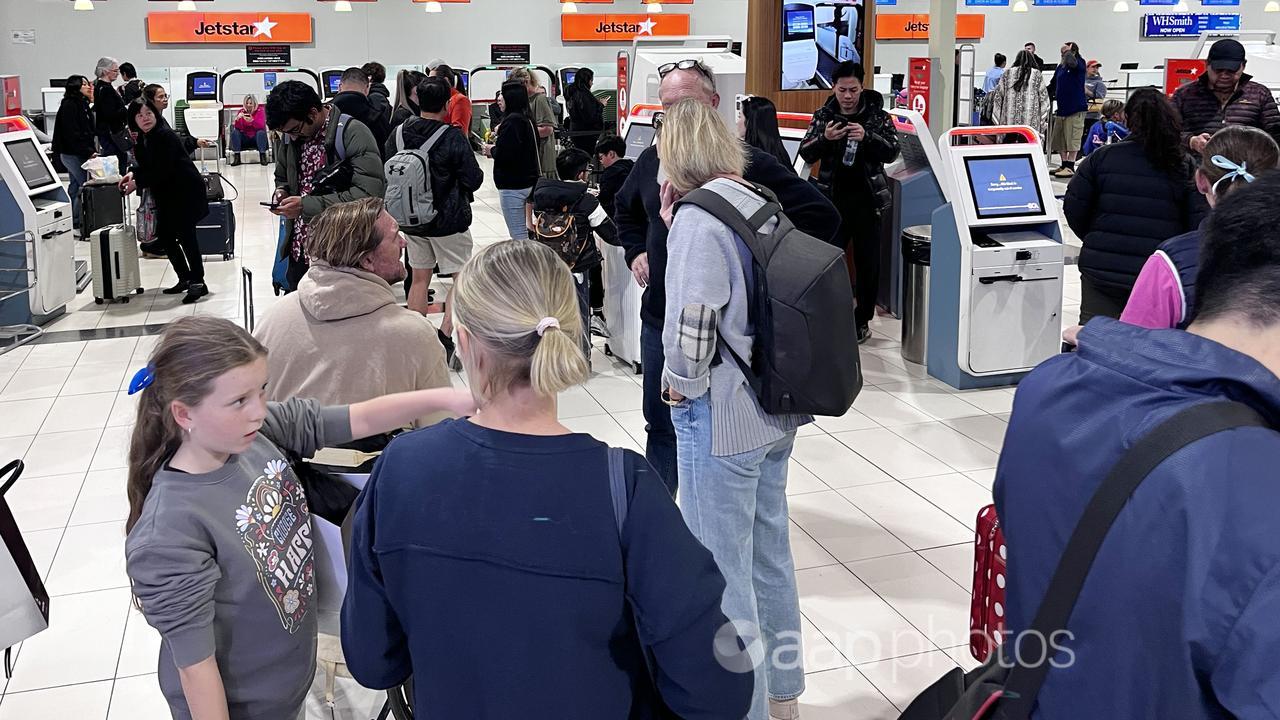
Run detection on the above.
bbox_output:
[769,698,800,720]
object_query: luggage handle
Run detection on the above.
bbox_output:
[0,459,23,497]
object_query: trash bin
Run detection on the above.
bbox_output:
[900,225,931,365]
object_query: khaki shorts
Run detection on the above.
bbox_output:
[405,230,473,274]
[1050,112,1086,154]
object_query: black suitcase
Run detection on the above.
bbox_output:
[79,182,125,240]
[197,200,236,260]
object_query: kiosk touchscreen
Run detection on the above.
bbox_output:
[0,116,75,339]
[187,72,219,102]
[926,126,1064,389]
[320,69,345,99]
[622,118,657,160]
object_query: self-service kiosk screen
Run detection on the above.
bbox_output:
[624,124,656,160]
[563,69,577,87]
[189,75,217,101]
[964,154,1046,220]
[783,9,815,41]
[5,139,55,191]
[327,75,342,95]
[781,137,802,164]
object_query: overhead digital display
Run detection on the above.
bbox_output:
[965,155,1047,220]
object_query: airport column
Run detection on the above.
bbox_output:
[927,0,957,135]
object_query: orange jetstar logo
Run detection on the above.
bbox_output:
[147,12,313,44]
[875,13,985,40]
[562,14,691,42]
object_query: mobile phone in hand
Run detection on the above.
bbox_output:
[260,201,280,209]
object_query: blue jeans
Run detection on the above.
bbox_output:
[60,154,88,228]
[497,187,532,240]
[672,395,803,718]
[641,322,678,496]
[231,129,268,154]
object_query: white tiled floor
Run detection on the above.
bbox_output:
[0,159,1086,718]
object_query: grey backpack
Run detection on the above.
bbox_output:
[384,123,449,230]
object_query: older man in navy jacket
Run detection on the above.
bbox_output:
[995,173,1280,718]
[614,61,841,495]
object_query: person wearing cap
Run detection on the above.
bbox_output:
[1083,60,1108,148]
[1172,38,1280,154]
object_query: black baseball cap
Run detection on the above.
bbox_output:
[1207,39,1246,72]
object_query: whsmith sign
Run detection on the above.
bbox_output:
[1141,13,1240,38]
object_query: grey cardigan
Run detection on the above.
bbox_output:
[662,178,811,456]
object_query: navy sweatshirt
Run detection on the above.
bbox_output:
[615,144,842,329]
[341,419,753,719]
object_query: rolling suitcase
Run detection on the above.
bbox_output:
[197,200,236,260]
[601,242,643,374]
[79,181,125,240]
[90,223,144,305]
[969,504,1006,663]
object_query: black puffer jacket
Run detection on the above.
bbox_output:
[131,124,209,231]
[1064,139,1207,293]
[384,117,484,237]
[334,90,392,158]
[1171,73,1280,149]
[52,95,96,159]
[529,178,614,272]
[369,82,393,124]
[799,90,900,210]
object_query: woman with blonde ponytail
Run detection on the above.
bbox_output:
[123,316,473,720]
[342,240,753,719]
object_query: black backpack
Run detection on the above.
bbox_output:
[674,183,862,417]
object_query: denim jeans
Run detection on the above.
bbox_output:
[60,154,88,228]
[230,129,269,154]
[497,187,532,240]
[641,322,678,496]
[672,394,804,718]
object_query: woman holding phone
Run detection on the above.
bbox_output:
[230,94,269,166]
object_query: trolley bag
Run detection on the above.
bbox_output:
[970,505,1006,663]
[197,200,236,260]
[79,181,125,240]
[90,224,144,304]
[896,401,1269,720]
[601,242,643,374]
[0,460,51,674]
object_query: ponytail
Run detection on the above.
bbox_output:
[125,317,268,537]
[453,241,589,402]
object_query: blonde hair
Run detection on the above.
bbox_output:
[657,98,748,193]
[308,197,386,268]
[453,241,588,400]
[243,94,258,109]
[509,67,538,91]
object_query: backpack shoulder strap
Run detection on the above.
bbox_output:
[606,447,627,535]
[1000,400,1269,718]
[422,124,451,154]
[331,112,352,162]
[393,123,406,154]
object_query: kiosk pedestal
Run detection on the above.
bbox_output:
[878,109,947,317]
[0,116,75,347]
[926,126,1064,390]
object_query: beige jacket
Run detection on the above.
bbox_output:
[255,261,451,428]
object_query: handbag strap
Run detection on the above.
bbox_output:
[1000,400,1269,718]
[0,459,22,497]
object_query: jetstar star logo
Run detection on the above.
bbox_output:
[193,16,278,38]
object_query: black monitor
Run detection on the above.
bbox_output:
[623,122,656,160]
[563,69,578,87]
[456,69,470,96]
[964,154,1047,220]
[5,138,56,192]
[782,4,816,42]
[327,74,342,96]
[1120,62,1139,70]
[187,72,218,101]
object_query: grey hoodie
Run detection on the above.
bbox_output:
[125,399,353,720]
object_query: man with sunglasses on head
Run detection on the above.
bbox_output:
[1172,38,1280,155]
[266,80,387,290]
[613,59,840,497]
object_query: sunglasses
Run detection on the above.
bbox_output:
[658,59,715,84]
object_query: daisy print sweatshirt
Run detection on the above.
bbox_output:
[125,398,352,720]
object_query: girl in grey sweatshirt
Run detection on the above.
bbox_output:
[123,317,473,720]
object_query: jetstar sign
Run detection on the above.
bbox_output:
[147,12,313,44]
[562,14,691,42]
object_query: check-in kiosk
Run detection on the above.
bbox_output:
[0,116,76,346]
[879,108,948,316]
[628,36,746,130]
[182,70,223,158]
[319,68,349,100]
[926,126,1064,389]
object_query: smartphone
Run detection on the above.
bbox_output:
[260,201,280,209]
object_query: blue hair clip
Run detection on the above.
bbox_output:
[128,365,156,396]
[1210,154,1255,195]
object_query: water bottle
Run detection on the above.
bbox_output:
[842,136,859,167]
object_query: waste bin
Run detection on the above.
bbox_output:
[900,225,931,365]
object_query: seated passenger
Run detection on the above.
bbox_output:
[995,173,1280,719]
[1080,98,1128,157]
[253,197,452,428]
[1063,88,1207,323]
[341,240,753,720]
[527,147,618,356]
[1120,126,1279,330]
[229,93,269,166]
